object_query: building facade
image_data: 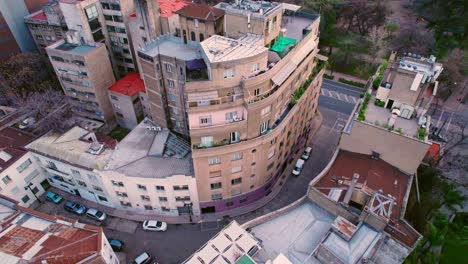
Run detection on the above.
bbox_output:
[46,36,116,124]
[175,3,224,43]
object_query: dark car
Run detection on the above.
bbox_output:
[109,239,124,251]
[64,201,86,215]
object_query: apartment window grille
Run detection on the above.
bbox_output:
[200,116,212,127]
[231,178,242,185]
[16,159,32,173]
[208,157,221,165]
[210,182,222,190]
[254,88,263,96]
[232,153,243,160]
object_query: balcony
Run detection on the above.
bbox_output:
[187,93,243,109]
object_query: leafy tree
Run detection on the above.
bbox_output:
[385,23,400,37]
[340,0,389,36]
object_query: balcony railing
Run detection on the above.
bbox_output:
[187,94,243,108]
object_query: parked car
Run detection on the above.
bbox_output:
[45,191,63,204]
[64,201,86,215]
[132,252,151,264]
[301,147,312,160]
[418,115,427,128]
[142,220,167,232]
[292,159,305,176]
[86,208,107,221]
[108,239,124,251]
[18,117,36,129]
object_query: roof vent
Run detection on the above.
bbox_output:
[87,141,104,155]
[371,151,380,160]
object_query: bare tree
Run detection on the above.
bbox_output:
[367,26,387,60]
[340,0,389,36]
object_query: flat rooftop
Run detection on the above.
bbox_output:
[283,13,318,42]
[26,126,114,170]
[201,35,268,63]
[140,35,202,61]
[105,118,193,178]
[215,0,281,17]
[0,127,33,173]
[250,201,334,264]
[54,41,96,54]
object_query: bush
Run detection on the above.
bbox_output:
[374,99,385,107]
[373,75,383,89]
[358,113,365,121]
[418,128,427,140]
[338,78,366,88]
[359,93,364,98]
[323,73,335,79]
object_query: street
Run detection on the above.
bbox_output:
[34,80,360,264]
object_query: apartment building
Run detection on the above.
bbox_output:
[175,3,224,43]
[215,0,283,47]
[46,34,116,124]
[108,72,150,129]
[0,0,48,58]
[24,0,67,55]
[0,195,118,264]
[137,1,323,214]
[26,122,200,216]
[0,128,49,207]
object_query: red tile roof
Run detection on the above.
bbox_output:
[159,0,191,18]
[0,128,34,173]
[176,3,224,21]
[129,11,136,18]
[31,10,48,21]
[108,72,145,97]
[314,150,420,247]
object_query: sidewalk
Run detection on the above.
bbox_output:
[202,111,324,222]
[325,70,367,84]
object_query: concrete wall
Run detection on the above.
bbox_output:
[0,152,48,207]
[340,121,431,174]
[108,90,142,129]
[308,188,359,222]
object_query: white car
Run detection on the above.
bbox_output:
[292,159,305,176]
[86,208,107,221]
[301,147,312,160]
[132,252,152,264]
[143,220,167,232]
[18,117,36,129]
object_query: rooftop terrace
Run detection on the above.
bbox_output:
[201,34,267,64]
[140,35,202,61]
[106,118,193,178]
[215,0,282,18]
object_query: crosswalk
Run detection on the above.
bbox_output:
[320,88,359,104]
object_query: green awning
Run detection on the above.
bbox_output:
[235,254,256,264]
[270,36,297,53]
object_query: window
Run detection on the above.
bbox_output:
[161,207,170,211]
[268,148,275,159]
[171,108,178,115]
[169,94,177,102]
[159,197,168,202]
[208,157,221,165]
[16,159,32,173]
[70,169,80,175]
[156,185,165,191]
[240,197,248,203]
[254,87,263,96]
[85,5,98,20]
[101,3,110,9]
[51,56,64,62]
[137,184,147,191]
[232,153,243,160]
[223,69,235,78]
[210,182,222,190]
[168,79,175,87]
[107,25,115,32]
[77,180,87,187]
[250,185,255,189]
[225,201,234,207]
[141,195,150,201]
[230,131,240,143]
[104,14,112,21]
[231,166,242,173]
[175,196,190,202]
[116,191,128,197]
[231,178,242,185]
[267,162,274,170]
[173,185,189,191]
[22,195,30,203]
[200,33,204,41]
[251,63,260,72]
[261,105,271,116]
[2,176,12,185]
[260,120,269,134]
[232,189,242,196]
[98,196,108,202]
[191,31,196,41]
[144,205,153,210]
[200,116,212,127]
[201,136,214,147]
[46,161,57,170]
[116,27,126,34]
[93,185,103,192]
[120,201,131,207]
[110,3,121,10]
[212,193,222,200]
[225,111,238,122]
[31,187,39,194]
[111,180,124,187]
[210,171,221,178]
[165,63,173,72]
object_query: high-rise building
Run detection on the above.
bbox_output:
[0,0,49,58]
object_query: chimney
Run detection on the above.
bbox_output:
[343,173,359,204]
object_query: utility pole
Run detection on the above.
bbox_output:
[24,183,41,204]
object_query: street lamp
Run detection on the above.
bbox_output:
[184,202,193,223]
[24,183,41,204]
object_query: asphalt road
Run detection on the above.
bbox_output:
[33,79,361,264]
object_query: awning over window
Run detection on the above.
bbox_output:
[186,59,206,70]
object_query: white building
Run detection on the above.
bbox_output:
[0,128,48,207]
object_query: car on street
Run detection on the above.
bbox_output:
[301,147,312,160]
[142,220,167,232]
[45,191,63,204]
[108,238,124,251]
[86,208,107,221]
[292,159,305,176]
[132,252,152,264]
[64,201,86,215]
[18,117,36,129]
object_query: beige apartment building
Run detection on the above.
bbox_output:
[137,1,323,214]
[46,34,116,124]
[175,3,224,43]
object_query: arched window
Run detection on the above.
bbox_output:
[191,31,196,41]
[199,33,204,42]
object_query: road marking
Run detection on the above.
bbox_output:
[320,88,359,104]
[435,109,444,128]
[322,80,364,95]
[445,112,454,135]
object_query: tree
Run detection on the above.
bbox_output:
[0,53,60,102]
[437,48,467,100]
[384,23,400,37]
[441,183,466,212]
[391,25,435,54]
[367,26,387,60]
[340,0,389,36]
